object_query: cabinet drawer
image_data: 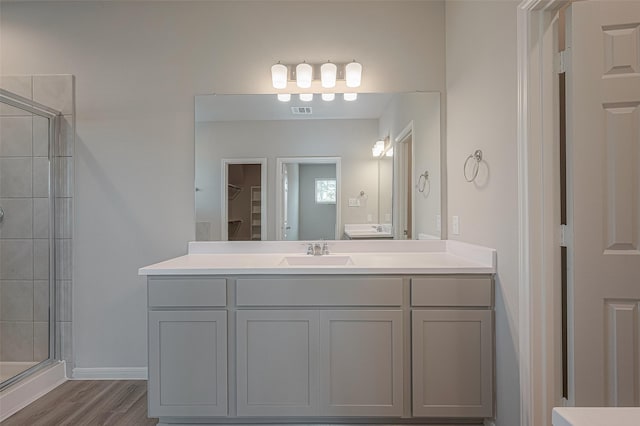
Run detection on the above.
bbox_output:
[411,276,492,307]
[236,277,403,306]
[148,277,226,307]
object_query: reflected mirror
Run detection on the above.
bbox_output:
[195,92,441,241]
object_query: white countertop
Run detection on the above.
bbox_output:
[552,407,640,426]
[139,240,496,276]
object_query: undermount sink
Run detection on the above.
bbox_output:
[279,255,354,266]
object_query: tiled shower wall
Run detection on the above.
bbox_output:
[0,75,74,369]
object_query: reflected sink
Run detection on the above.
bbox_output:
[280,255,354,266]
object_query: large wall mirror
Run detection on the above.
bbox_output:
[195,92,441,241]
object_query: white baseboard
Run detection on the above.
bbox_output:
[71,367,148,380]
[0,361,67,422]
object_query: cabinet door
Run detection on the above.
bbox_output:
[148,310,227,417]
[412,309,493,418]
[319,310,403,417]
[236,310,320,416]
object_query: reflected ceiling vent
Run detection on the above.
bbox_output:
[291,106,313,115]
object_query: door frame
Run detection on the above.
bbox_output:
[220,158,267,241]
[517,1,570,426]
[394,121,415,240]
[275,157,341,241]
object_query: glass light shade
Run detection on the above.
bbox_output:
[320,62,337,88]
[296,63,313,88]
[343,92,358,101]
[385,147,394,157]
[277,93,291,102]
[321,93,335,101]
[299,93,313,102]
[345,61,362,88]
[372,140,385,157]
[271,63,288,89]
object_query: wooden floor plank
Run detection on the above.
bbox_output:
[1,380,158,426]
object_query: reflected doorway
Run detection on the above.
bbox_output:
[221,158,267,241]
[395,123,413,239]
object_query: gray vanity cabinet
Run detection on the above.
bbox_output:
[319,310,403,417]
[410,277,494,418]
[236,310,321,417]
[147,277,228,418]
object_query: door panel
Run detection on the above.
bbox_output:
[567,1,640,406]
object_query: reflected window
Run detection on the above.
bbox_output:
[315,179,336,204]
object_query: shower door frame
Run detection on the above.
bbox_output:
[0,89,61,391]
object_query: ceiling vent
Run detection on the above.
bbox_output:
[291,106,313,115]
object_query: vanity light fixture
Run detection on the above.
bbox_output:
[385,147,393,157]
[296,63,313,89]
[270,60,362,101]
[277,93,291,102]
[271,63,288,90]
[345,61,362,88]
[320,62,337,88]
[299,93,313,102]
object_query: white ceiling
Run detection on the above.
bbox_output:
[195,93,396,122]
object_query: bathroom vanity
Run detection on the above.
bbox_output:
[139,240,496,426]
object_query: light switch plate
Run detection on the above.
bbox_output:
[348,198,360,207]
[452,216,460,235]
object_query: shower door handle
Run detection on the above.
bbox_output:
[0,206,4,223]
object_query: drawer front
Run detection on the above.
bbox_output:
[411,276,493,307]
[148,277,227,307]
[236,277,403,306]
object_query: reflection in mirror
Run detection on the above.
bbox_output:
[195,92,441,241]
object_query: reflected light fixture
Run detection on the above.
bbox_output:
[345,61,362,88]
[296,63,313,88]
[344,93,357,101]
[277,93,291,102]
[386,147,393,157]
[321,93,335,102]
[299,93,313,102]
[320,62,337,88]
[372,140,385,157]
[271,63,288,90]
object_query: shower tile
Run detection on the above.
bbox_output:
[0,240,33,280]
[54,157,73,197]
[33,321,50,362]
[33,75,73,115]
[55,197,72,239]
[55,239,71,280]
[0,198,33,239]
[0,321,34,362]
[33,157,50,198]
[0,157,32,197]
[0,76,33,116]
[33,280,49,322]
[0,117,33,157]
[33,116,50,157]
[0,281,33,321]
[33,239,50,280]
[33,198,50,239]
[56,280,72,322]
[57,116,74,157]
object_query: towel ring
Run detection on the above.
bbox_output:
[417,171,430,197]
[464,150,483,182]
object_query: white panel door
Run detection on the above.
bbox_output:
[319,310,403,417]
[236,310,320,416]
[566,1,640,406]
[148,310,227,417]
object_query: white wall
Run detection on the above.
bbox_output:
[196,119,379,239]
[0,0,445,372]
[446,2,520,426]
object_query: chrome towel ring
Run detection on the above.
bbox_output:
[464,149,483,182]
[417,170,430,197]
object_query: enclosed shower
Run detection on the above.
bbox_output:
[0,86,61,390]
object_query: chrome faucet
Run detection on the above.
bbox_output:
[306,242,329,256]
[372,224,383,232]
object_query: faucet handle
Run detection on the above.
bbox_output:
[322,242,330,255]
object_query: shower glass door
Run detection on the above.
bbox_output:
[0,89,58,389]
